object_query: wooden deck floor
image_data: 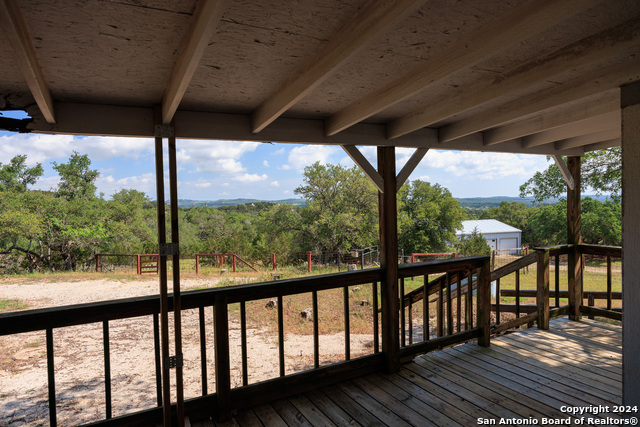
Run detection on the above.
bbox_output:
[196,317,622,426]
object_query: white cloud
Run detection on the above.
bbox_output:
[175,139,261,174]
[195,182,212,188]
[416,151,549,181]
[270,180,280,187]
[96,172,157,198]
[286,145,339,172]
[234,173,268,183]
[0,134,154,164]
[263,160,269,167]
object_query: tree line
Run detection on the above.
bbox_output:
[0,149,621,273]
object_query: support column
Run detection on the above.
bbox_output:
[567,156,582,320]
[378,146,399,373]
[153,110,171,426]
[622,81,640,406]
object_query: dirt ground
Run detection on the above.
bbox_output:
[0,278,376,426]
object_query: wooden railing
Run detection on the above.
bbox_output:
[0,256,493,425]
[397,256,491,360]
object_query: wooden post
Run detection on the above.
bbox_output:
[567,156,583,320]
[153,109,171,427]
[622,80,640,406]
[378,146,399,373]
[167,121,185,426]
[232,255,236,272]
[536,249,550,330]
[96,254,100,272]
[477,257,491,347]
[195,254,199,275]
[308,251,312,273]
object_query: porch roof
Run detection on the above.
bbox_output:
[1,0,638,154]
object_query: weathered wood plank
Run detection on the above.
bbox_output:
[304,390,360,427]
[489,339,622,404]
[271,398,313,427]
[453,344,621,418]
[399,364,523,420]
[336,381,412,426]
[352,376,461,427]
[359,374,469,426]
[427,352,568,421]
[445,346,618,422]
[288,394,338,427]
[322,385,384,426]
[252,404,288,427]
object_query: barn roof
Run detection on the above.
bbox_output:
[456,219,522,236]
[1,0,638,154]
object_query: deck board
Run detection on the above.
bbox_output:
[195,318,622,426]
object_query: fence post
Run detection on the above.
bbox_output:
[232,255,236,273]
[477,257,491,347]
[272,253,276,271]
[308,252,311,273]
[536,249,550,330]
[195,255,199,275]
[96,255,100,272]
[137,254,141,275]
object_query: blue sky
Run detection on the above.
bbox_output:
[0,118,553,201]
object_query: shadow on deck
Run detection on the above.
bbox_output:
[196,318,622,426]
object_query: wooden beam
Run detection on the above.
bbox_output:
[396,148,428,191]
[161,0,229,124]
[521,111,620,148]
[555,128,620,151]
[341,145,383,192]
[552,155,574,191]
[582,138,620,152]
[389,17,640,140]
[484,92,619,146]
[439,59,640,143]
[325,0,602,136]
[29,102,584,155]
[0,0,55,123]
[251,0,425,134]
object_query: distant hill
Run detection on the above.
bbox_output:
[456,195,614,210]
[176,198,306,208]
[174,195,614,209]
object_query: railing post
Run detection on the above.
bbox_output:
[567,156,583,320]
[214,296,231,421]
[96,254,100,273]
[232,255,236,273]
[378,146,399,373]
[308,251,312,273]
[536,249,550,330]
[195,254,199,275]
[477,258,491,347]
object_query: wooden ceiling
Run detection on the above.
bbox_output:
[1,0,639,155]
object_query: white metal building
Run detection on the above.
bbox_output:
[457,219,522,252]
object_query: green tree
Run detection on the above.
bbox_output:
[0,154,43,192]
[398,180,465,254]
[524,197,621,247]
[53,152,99,200]
[295,162,378,253]
[520,148,620,203]
[456,228,491,257]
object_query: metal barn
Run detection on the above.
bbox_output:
[457,219,523,252]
